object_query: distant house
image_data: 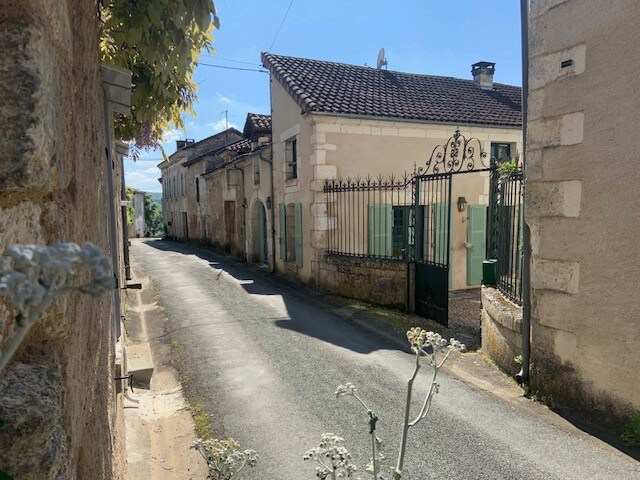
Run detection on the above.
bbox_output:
[261,52,522,307]
[158,128,242,240]
[130,188,146,237]
[199,113,272,263]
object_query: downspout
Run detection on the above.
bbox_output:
[268,75,277,273]
[232,162,247,260]
[517,0,532,386]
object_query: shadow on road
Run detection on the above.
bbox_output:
[140,239,399,355]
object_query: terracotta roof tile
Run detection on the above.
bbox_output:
[261,53,522,128]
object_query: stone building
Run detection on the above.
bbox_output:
[0,1,130,477]
[159,128,242,240]
[526,0,639,428]
[200,113,273,263]
[261,53,522,308]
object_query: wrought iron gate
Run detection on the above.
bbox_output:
[412,173,452,323]
[409,129,493,326]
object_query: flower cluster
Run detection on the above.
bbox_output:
[303,433,357,479]
[0,243,114,372]
[406,328,466,354]
[335,382,357,398]
[191,437,258,480]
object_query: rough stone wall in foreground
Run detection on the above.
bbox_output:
[527,0,640,429]
[0,1,121,478]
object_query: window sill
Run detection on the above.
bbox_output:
[285,178,299,186]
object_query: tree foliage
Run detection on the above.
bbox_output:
[100,0,219,153]
[143,193,164,237]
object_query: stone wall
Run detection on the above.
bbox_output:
[317,255,407,308]
[0,1,122,478]
[527,0,640,428]
[481,287,522,376]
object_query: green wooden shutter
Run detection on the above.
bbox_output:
[434,202,452,287]
[467,205,488,286]
[279,203,286,261]
[368,204,393,257]
[295,202,303,267]
[434,202,451,265]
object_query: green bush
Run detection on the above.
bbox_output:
[622,412,640,447]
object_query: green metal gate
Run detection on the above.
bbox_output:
[409,129,495,326]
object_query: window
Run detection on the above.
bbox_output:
[195,177,200,203]
[253,158,261,185]
[491,142,512,164]
[392,206,411,259]
[171,177,176,197]
[285,137,298,180]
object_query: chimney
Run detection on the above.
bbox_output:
[471,61,495,90]
[176,139,195,150]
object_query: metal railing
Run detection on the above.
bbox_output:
[489,171,524,304]
[324,174,414,260]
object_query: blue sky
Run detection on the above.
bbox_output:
[125,0,522,192]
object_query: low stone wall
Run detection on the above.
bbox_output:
[317,255,408,308]
[481,286,523,375]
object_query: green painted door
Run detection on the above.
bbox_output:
[368,204,393,257]
[295,202,303,267]
[434,202,452,287]
[258,204,266,263]
[467,205,488,285]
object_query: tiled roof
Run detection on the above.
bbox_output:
[180,129,244,167]
[244,113,271,135]
[261,53,522,128]
[226,138,252,152]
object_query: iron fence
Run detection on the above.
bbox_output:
[489,171,524,304]
[324,174,414,260]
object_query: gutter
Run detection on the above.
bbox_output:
[517,0,532,386]
[304,111,522,131]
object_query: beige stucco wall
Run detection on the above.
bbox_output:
[527,0,640,426]
[269,77,522,294]
[0,1,123,477]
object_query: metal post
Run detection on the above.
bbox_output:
[519,0,531,385]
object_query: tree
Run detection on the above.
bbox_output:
[143,193,164,237]
[100,0,219,155]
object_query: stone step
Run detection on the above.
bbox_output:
[126,343,154,390]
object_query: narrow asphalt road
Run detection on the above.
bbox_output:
[131,239,640,480]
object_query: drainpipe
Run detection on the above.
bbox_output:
[259,148,275,272]
[517,0,531,386]
[267,75,277,273]
[232,162,247,260]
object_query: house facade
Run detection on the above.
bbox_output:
[158,128,242,241]
[524,0,639,427]
[199,114,273,265]
[261,53,523,308]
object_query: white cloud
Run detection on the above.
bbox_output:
[216,92,234,104]
[162,127,183,142]
[207,119,239,133]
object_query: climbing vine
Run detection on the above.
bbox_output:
[99,0,219,153]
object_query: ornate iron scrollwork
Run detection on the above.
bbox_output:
[421,128,490,175]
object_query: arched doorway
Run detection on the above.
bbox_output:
[251,200,268,264]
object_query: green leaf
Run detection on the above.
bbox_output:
[212,14,220,29]
[146,4,162,28]
[127,27,143,46]
[0,470,14,480]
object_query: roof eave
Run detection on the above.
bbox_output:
[305,111,522,130]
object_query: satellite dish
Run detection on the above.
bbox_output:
[376,48,388,70]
